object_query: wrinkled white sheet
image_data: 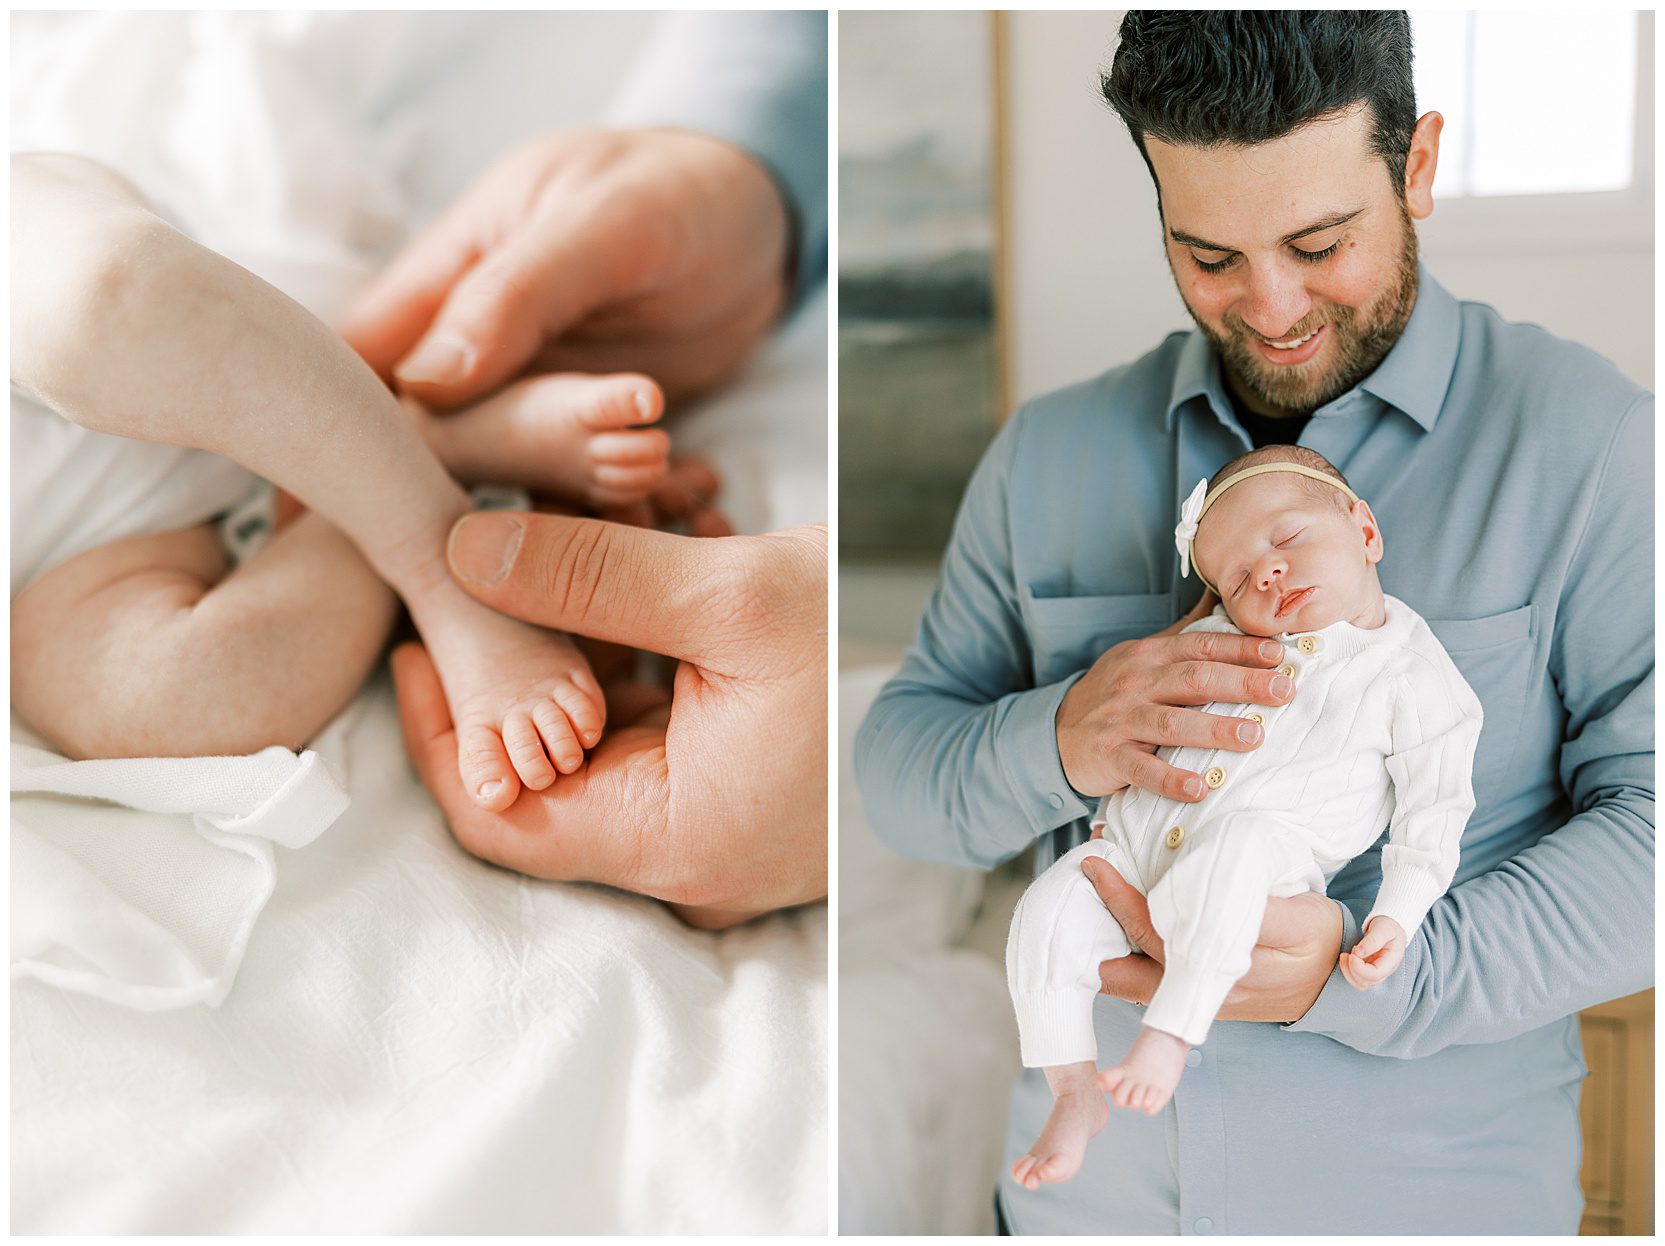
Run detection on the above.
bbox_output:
[837,663,1018,1235]
[11,11,826,1233]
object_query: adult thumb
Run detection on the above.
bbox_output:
[392,218,616,410]
[447,511,742,664]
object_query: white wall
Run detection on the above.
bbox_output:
[999,11,1655,406]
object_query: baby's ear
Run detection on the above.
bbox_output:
[1352,499,1385,564]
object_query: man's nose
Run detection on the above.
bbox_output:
[1237,265,1313,340]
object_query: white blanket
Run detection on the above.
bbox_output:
[11,12,827,1233]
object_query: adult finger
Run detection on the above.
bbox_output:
[1150,657,1296,709]
[1082,855,1166,962]
[391,214,624,409]
[446,510,746,663]
[1110,742,1207,804]
[1150,629,1286,672]
[1122,703,1265,753]
[391,641,456,789]
[1099,951,1164,1006]
[338,206,483,382]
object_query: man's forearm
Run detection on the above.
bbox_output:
[855,666,1091,870]
[1290,783,1653,1058]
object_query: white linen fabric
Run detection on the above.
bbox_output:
[11,11,826,1233]
[1007,597,1482,1056]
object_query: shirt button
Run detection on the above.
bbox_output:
[1203,766,1225,789]
[1047,793,1064,810]
[1195,1217,1214,1234]
[1186,1049,1202,1067]
[1278,663,1296,679]
[1247,712,1265,725]
[1297,635,1321,654]
[1165,826,1186,849]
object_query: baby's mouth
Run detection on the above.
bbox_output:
[1274,586,1314,618]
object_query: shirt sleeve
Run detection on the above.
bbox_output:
[853,410,1096,869]
[606,11,827,305]
[1289,395,1655,1058]
[1364,652,1483,938]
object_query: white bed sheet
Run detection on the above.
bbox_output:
[11,12,827,1233]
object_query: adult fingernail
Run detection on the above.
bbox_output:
[1184,778,1204,798]
[395,332,475,385]
[1271,675,1294,699]
[1259,640,1282,662]
[1237,721,1261,744]
[450,513,522,587]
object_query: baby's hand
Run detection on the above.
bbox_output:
[1339,916,1405,990]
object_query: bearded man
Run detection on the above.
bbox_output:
[857,11,1652,1234]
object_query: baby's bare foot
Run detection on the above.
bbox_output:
[412,586,606,812]
[1011,1085,1110,1191]
[1097,1026,1189,1115]
[413,373,670,508]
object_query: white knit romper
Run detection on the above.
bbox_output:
[1006,596,1482,1061]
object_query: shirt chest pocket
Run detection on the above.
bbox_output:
[1021,588,1175,687]
[1425,605,1537,798]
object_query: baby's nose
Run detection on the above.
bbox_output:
[1256,562,1285,590]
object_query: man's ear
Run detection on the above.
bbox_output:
[1404,111,1443,220]
[1352,499,1385,564]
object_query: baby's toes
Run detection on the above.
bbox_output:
[574,373,664,431]
[551,672,605,748]
[456,722,521,812]
[532,699,585,775]
[502,711,557,791]
[591,460,671,505]
[590,428,671,469]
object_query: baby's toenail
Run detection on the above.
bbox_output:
[477,780,504,801]
[634,390,654,421]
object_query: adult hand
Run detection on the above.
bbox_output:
[1082,856,1343,1022]
[392,512,827,930]
[1055,591,1296,802]
[340,128,792,409]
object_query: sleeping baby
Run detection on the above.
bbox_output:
[11,152,675,805]
[1005,444,1483,1191]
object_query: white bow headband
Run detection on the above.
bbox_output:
[1175,463,1361,593]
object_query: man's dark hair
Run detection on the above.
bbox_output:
[1102,11,1417,200]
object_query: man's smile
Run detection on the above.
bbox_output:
[1252,323,1327,366]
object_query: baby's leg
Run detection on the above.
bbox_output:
[1098,824,1286,1113]
[13,155,603,808]
[1009,1061,1109,1192]
[12,515,397,760]
[411,373,671,510]
[1005,840,1137,1188]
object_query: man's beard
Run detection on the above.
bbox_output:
[1188,207,1421,418]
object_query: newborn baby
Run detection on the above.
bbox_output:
[1005,445,1483,1191]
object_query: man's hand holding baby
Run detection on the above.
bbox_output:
[1340,915,1406,990]
[1082,856,1345,1022]
[1056,591,1296,803]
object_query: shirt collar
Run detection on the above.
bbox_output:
[1164,265,1460,434]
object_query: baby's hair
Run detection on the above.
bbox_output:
[1208,444,1353,513]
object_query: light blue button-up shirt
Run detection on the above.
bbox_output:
[855,270,1654,1234]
